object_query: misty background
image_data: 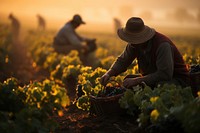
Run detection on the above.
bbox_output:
[1,0,200,35]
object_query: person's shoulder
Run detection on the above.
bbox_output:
[63,23,73,30]
[157,42,171,53]
[155,32,170,40]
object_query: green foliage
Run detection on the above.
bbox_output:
[76,67,127,111]
[43,52,62,71]
[183,54,200,66]
[17,28,200,132]
[0,78,70,133]
[62,65,81,82]
[172,98,200,133]
[99,55,115,70]
[119,89,139,116]
[76,67,107,110]
[76,95,90,111]
[0,77,24,113]
[50,50,82,82]
[119,83,196,132]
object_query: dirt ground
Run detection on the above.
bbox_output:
[54,103,141,133]
[2,41,143,133]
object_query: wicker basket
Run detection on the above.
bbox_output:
[190,72,200,96]
[89,80,126,116]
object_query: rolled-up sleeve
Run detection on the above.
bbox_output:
[143,42,174,85]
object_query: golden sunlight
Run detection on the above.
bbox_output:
[1,0,200,34]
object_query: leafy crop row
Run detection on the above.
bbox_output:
[0,77,70,133]
[119,84,200,133]
[20,29,200,133]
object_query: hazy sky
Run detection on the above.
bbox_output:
[1,0,200,32]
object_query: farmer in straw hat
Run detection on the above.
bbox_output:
[53,14,96,58]
[100,17,190,88]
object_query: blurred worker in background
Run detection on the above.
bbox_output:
[100,17,190,89]
[113,17,122,34]
[36,14,46,31]
[53,14,97,60]
[8,13,20,42]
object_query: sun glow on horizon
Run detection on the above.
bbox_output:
[1,0,200,34]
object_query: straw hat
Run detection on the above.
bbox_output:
[117,17,155,44]
[72,14,86,24]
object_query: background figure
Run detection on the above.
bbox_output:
[36,14,46,31]
[113,18,122,33]
[8,13,20,41]
[53,14,97,64]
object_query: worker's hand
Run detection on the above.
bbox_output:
[100,73,110,86]
[85,39,97,53]
[123,78,140,89]
[82,45,89,53]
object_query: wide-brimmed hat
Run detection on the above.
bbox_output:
[72,14,86,24]
[117,17,155,44]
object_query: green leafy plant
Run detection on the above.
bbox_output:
[76,67,107,110]
[0,78,70,133]
[119,83,196,132]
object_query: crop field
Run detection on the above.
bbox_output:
[0,22,200,133]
